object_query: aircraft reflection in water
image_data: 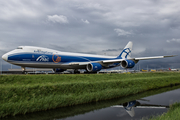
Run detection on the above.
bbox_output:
[112,99,169,117]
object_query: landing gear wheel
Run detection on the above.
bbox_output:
[74,70,80,74]
[21,67,26,74]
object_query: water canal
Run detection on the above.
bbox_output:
[2,85,180,120]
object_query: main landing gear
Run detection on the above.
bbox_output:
[21,67,26,74]
[74,69,80,74]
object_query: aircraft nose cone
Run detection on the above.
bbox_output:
[2,53,8,61]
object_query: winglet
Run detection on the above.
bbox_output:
[117,41,133,59]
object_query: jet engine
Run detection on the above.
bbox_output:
[121,60,135,68]
[86,63,102,72]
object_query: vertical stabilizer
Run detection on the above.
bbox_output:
[118,41,133,59]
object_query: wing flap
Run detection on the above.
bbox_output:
[68,62,91,65]
[103,59,124,63]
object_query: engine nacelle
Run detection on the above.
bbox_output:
[86,63,102,72]
[121,60,135,68]
[54,68,66,72]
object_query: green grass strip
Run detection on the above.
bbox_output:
[0,72,180,117]
[148,102,180,120]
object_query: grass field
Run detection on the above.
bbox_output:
[2,85,180,120]
[0,72,180,117]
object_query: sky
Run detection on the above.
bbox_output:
[0,0,180,70]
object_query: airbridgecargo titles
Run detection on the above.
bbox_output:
[2,41,176,73]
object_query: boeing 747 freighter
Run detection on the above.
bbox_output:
[1,41,175,73]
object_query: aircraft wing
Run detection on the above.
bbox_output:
[102,55,176,64]
[134,55,176,60]
[63,55,176,66]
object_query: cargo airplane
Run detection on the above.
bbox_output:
[1,41,175,73]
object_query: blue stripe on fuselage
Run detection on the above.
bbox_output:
[7,53,118,63]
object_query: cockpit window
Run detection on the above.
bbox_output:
[17,47,23,49]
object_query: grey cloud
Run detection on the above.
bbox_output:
[102,48,123,52]
[167,38,180,43]
[81,19,90,24]
[48,43,78,52]
[1,0,180,70]
[132,48,180,69]
[114,29,133,36]
[47,15,69,24]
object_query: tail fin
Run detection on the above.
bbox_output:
[117,41,133,59]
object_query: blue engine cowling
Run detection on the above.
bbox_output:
[86,63,102,72]
[54,68,66,72]
[121,60,135,68]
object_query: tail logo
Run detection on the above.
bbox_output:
[120,48,131,58]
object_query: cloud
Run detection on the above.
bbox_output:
[77,3,107,11]
[114,29,132,36]
[166,38,180,43]
[81,19,90,24]
[47,15,68,24]
[102,48,123,52]
[0,1,40,21]
[1,0,180,70]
